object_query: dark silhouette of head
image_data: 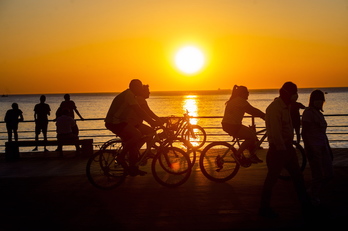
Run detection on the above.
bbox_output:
[12,103,19,110]
[309,89,325,112]
[40,95,46,103]
[141,84,150,99]
[64,94,70,101]
[279,82,298,105]
[231,85,249,99]
[129,79,143,96]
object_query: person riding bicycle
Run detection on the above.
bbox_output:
[130,84,163,156]
[105,79,161,176]
[221,85,265,164]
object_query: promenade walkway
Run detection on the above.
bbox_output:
[0,149,347,231]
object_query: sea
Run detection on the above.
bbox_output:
[1,87,348,151]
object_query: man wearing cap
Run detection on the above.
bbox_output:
[259,82,311,218]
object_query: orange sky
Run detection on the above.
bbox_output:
[1,0,348,94]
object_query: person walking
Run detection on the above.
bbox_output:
[302,90,333,206]
[259,82,311,218]
[290,100,306,144]
[33,95,51,151]
[4,103,24,142]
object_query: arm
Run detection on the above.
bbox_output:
[131,104,159,127]
[141,102,160,121]
[245,104,265,119]
[19,112,24,122]
[73,108,84,120]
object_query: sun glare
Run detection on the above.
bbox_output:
[175,46,205,74]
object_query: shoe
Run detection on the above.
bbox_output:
[232,153,251,167]
[240,156,252,167]
[259,207,278,218]
[128,166,147,176]
[249,155,263,163]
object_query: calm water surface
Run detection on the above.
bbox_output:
[1,88,347,150]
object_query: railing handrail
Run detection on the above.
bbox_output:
[1,114,348,149]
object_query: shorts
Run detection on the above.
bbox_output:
[105,122,128,135]
[35,120,48,135]
[221,122,242,137]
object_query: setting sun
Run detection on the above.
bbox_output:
[175,46,205,75]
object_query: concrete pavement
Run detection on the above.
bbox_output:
[0,149,347,231]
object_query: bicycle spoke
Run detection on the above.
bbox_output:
[86,150,126,190]
[152,147,191,187]
[199,142,240,182]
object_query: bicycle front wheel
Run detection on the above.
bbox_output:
[182,124,206,149]
[199,142,240,182]
[151,147,191,187]
[86,149,127,190]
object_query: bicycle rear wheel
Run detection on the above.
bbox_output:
[199,142,240,182]
[182,124,206,149]
[151,147,191,187]
[86,149,127,190]
[279,142,307,180]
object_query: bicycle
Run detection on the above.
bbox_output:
[86,126,192,190]
[161,110,207,165]
[199,117,306,182]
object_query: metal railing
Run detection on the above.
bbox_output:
[1,114,348,151]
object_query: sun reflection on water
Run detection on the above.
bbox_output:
[182,95,198,125]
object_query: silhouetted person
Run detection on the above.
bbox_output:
[33,95,51,151]
[290,100,306,144]
[105,79,160,176]
[259,82,311,218]
[56,94,84,136]
[4,103,24,142]
[222,85,265,164]
[56,108,80,155]
[132,84,163,152]
[302,90,333,206]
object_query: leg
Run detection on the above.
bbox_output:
[284,146,311,214]
[6,125,12,142]
[137,123,155,151]
[305,145,333,204]
[118,124,142,167]
[43,122,49,151]
[234,125,261,162]
[33,123,39,151]
[33,133,39,151]
[13,129,18,142]
[260,147,285,208]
